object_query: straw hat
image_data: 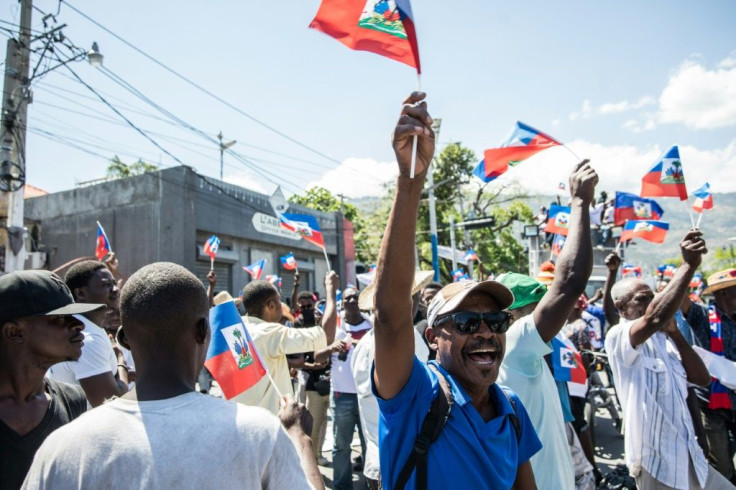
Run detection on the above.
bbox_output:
[703,269,736,295]
[213,291,242,306]
[358,270,435,311]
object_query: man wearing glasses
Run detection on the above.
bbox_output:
[371,93,543,489]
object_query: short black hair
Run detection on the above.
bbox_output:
[242,281,279,318]
[423,282,443,291]
[120,262,208,351]
[65,260,106,300]
[297,291,314,303]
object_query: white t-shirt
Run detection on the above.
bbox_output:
[47,315,117,384]
[605,320,709,489]
[331,315,372,394]
[350,328,430,481]
[22,392,312,490]
[497,314,575,490]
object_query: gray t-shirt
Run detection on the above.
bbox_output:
[22,392,312,489]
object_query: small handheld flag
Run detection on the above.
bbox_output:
[622,263,642,278]
[451,268,469,282]
[477,122,562,182]
[203,235,221,270]
[243,259,266,280]
[280,252,298,272]
[280,213,331,270]
[551,234,566,256]
[613,192,664,226]
[266,274,283,288]
[205,301,268,399]
[551,336,588,396]
[464,249,479,262]
[692,183,713,229]
[641,146,688,201]
[657,264,676,278]
[95,221,112,261]
[619,220,669,244]
[545,205,572,236]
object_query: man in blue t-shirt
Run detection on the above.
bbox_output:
[369,92,542,490]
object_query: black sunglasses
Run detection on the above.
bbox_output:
[435,311,511,334]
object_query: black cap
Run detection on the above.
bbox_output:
[0,270,105,324]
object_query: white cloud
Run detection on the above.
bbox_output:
[306,157,398,198]
[598,96,656,115]
[569,99,593,120]
[493,139,736,195]
[621,118,656,133]
[224,170,270,194]
[657,57,736,129]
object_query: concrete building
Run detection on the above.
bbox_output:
[24,165,354,298]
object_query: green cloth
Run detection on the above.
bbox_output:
[497,272,547,310]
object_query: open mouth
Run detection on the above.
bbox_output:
[466,348,501,366]
[70,333,85,343]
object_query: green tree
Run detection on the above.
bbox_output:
[106,155,158,179]
[705,245,736,276]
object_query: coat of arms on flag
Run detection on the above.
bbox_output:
[358,1,407,38]
[221,325,254,369]
[660,156,685,185]
[633,200,652,218]
[633,222,653,233]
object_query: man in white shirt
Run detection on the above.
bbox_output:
[233,274,336,414]
[496,160,599,490]
[48,260,129,406]
[23,262,322,490]
[606,230,733,490]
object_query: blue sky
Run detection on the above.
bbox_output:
[3,0,735,198]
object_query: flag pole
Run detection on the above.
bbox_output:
[244,320,284,399]
[322,247,332,271]
[210,256,214,272]
[562,144,581,163]
[688,206,696,229]
[695,212,703,229]
[409,74,422,179]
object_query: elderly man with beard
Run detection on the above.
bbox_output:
[606,230,734,490]
[371,93,542,490]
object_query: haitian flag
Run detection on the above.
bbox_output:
[243,259,266,280]
[95,221,112,260]
[692,183,714,213]
[551,336,588,396]
[551,234,566,256]
[707,306,733,410]
[280,213,326,249]
[619,220,669,244]
[280,252,298,271]
[479,122,561,181]
[203,235,220,260]
[622,263,642,278]
[690,271,704,289]
[641,146,688,201]
[613,191,664,226]
[266,274,282,288]
[205,301,267,399]
[309,0,421,73]
[657,264,676,278]
[452,269,469,282]
[545,205,572,236]
[464,249,478,262]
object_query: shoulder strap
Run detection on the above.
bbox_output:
[500,387,521,441]
[395,364,454,490]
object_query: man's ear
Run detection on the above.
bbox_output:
[425,325,439,352]
[73,286,86,302]
[614,299,623,312]
[196,317,209,344]
[2,321,25,344]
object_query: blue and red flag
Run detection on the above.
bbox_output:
[476,122,561,182]
[657,264,676,278]
[707,306,733,410]
[369,264,377,273]
[690,271,704,289]
[464,249,478,262]
[613,191,664,226]
[622,263,642,278]
[551,234,566,256]
[692,183,714,214]
[619,220,669,244]
[551,336,587,385]
[266,274,283,288]
[309,0,421,73]
[452,268,469,282]
[95,221,112,260]
[280,213,326,250]
[243,259,266,280]
[545,205,572,236]
[641,146,688,201]
[280,252,298,271]
[203,235,220,260]
[205,301,267,399]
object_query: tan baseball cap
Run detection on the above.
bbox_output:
[426,280,514,328]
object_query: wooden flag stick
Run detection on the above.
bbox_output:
[322,247,332,272]
[409,74,422,179]
[695,212,703,229]
[688,207,696,229]
[210,256,214,272]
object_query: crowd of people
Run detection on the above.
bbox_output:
[2,93,735,489]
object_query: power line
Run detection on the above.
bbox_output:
[61,0,343,167]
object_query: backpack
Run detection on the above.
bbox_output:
[395,364,521,490]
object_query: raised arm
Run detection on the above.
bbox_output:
[373,92,435,400]
[321,271,339,345]
[603,252,621,330]
[533,161,597,342]
[206,270,217,307]
[290,272,301,312]
[629,230,707,347]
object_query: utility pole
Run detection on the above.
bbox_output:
[217,131,236,181]
[457,192,474,279]
[427,118,442,281]
[449,214,457,273]
[1,0,32,273]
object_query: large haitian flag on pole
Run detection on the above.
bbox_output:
[205,301,267,399]
[309,0,421,73]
